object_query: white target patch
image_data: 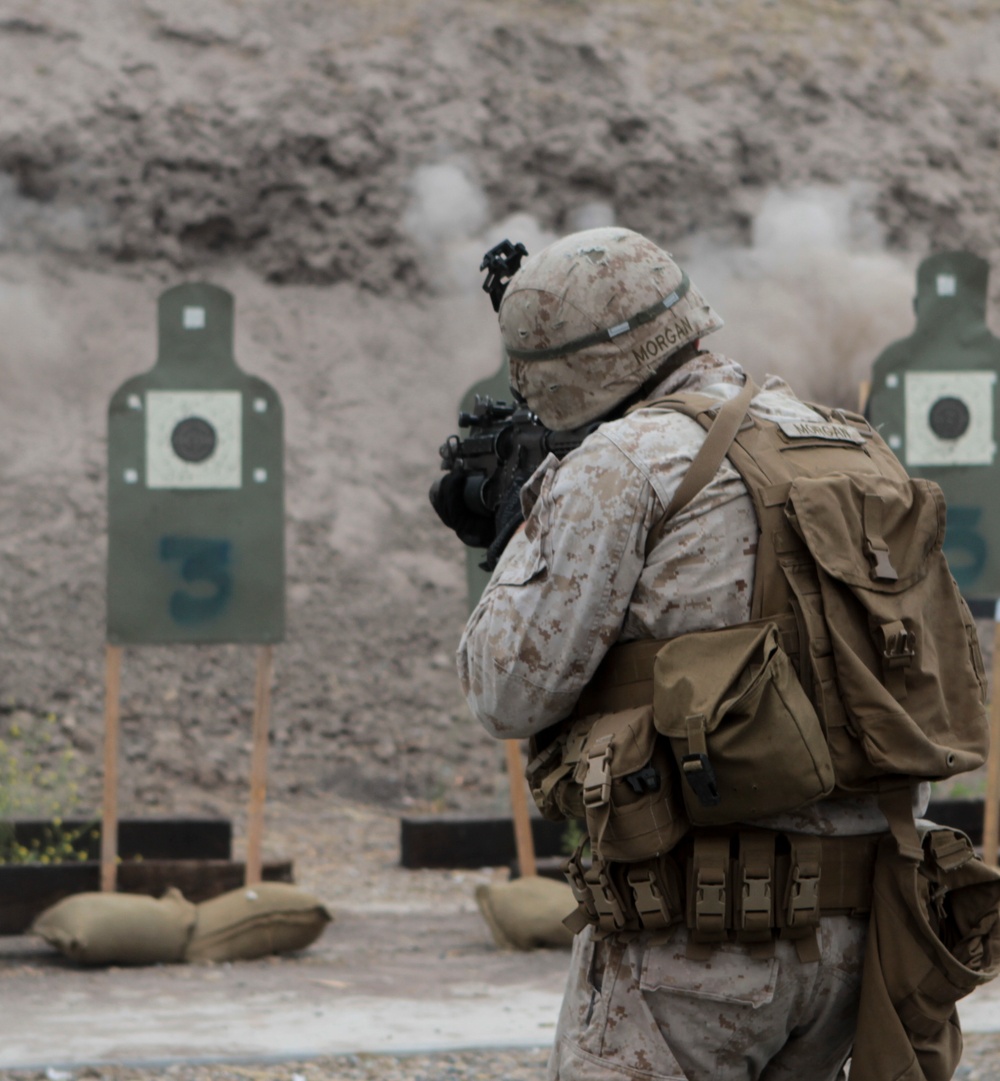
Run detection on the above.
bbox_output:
[146,390,243,489]
[904,371,996,467]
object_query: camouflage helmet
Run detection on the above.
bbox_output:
[499,227,723,429]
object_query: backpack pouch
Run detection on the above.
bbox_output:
[850,826,1000,1081]
[652,622,835,827]
[786,474,988,784]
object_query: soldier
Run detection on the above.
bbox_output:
[455,227,991,1080]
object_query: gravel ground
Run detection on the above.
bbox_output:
[8,1043,1000,1081]
[6,1036,1000,1080]
[0,1050,552,1081]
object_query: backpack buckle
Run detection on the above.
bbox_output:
[695,866,727,933]
[682,753,721,806]
[592,865,629,931]
[863,494,899,582]
[625,764,661,795]
[563,844,598,921]
[582,739,613,808]
[628,865,674,929]
[786,861,821,928]
[865,540,899,582]
[928,830,973,873]
[741,869,773,932]
[879,621,916,669]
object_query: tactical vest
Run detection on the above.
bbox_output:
[527,380,991,941]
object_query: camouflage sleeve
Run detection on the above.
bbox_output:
[457,434,658,739]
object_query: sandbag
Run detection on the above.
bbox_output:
[475,876,576,951]
[185,882,332,962]
[31,887,196,965]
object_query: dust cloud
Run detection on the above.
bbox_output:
[402,172,917,413]
[684,185,917,409]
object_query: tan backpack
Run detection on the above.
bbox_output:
[644,381,989,824]
[527,379,989,871]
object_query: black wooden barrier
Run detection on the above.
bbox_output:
[400,800,993,870]
[8,816,232,861]
[400,814,572,869]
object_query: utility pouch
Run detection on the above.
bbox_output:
[572,706,689,863]
[653,621,835,827]
[786,474,989,787]
[526,722,592,821]
[850,825,1000,1081]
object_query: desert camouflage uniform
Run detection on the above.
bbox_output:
[458,352,919,1081]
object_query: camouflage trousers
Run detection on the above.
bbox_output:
[547,917,867,1081]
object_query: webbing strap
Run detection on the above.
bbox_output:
[876,620,916,701]
[564,832,879,944]
[582,734,615,861]
[878,785,924,862]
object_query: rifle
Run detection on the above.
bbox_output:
[430,395,599,569]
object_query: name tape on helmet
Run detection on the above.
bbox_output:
[631,316,695,365]
[506,273,691,362]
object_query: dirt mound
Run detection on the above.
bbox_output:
[2,0,1000,819]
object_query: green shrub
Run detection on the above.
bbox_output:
[0,711,95,865]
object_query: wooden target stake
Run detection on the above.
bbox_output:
[245,644,274,885]
[983,616,1000,868]
[100,644,124,892]
[504,739,537,878]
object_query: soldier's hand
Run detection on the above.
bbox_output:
[429,474,497,549]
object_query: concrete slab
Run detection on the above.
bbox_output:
[0,906,567,1071]
[3,903,1000,1071]
[0,982,564,1069]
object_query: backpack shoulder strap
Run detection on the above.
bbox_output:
[641,379,756,553]
[661,379,756,521]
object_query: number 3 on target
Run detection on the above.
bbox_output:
[943,506,987,593]
[159,536,233,625]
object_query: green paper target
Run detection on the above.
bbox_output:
[106,283,285,644]
[867,252,1000,600]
